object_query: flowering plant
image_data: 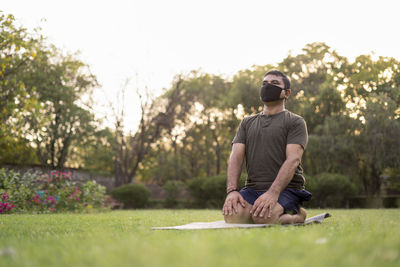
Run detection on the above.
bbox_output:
[0,168,106,213]
[0,192,15,214]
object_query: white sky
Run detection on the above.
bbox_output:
[2,0,400,131]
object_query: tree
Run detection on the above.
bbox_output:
[0,12,43,165]
[71,127,116,175]
[22,47,98,168]
[279,42,348,133]
[0,12,42,129]
[0,12,99,169]
[111,76,190,186]
[356,94,400,197]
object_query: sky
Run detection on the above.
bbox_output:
[2,0,400,131]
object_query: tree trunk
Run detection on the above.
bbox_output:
[172,135,178,180]
[211,128,221,175]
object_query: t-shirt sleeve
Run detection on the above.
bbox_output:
[232,118,247,144]
[287,117,308,149]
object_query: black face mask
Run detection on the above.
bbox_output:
[260,83,285,102]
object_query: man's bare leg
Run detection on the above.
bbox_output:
[279,207,307,224]
[224,202,253,224]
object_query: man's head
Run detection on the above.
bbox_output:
[261,70,291,103]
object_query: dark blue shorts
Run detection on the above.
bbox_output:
[239,187,312,214]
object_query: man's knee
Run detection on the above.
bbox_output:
[252,204,284,224]
[224,203,252,224]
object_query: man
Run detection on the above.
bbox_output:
[222,70,311,225]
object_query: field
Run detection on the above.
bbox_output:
[0,209,399,267]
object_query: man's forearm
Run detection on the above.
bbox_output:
[269,157,300,194]
[226,155,244,193]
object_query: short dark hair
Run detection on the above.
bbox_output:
[264,70,290,89]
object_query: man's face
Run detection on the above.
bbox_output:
[262,74,289,100]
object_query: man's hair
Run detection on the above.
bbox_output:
[264,70,290,89]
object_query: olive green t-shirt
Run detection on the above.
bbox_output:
[232,110,308,191]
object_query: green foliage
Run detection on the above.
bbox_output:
[23,47,98,169]
[73,128,116,175]
[0,12,44,165]
[0,12,42,127]
[303,115,360,178]
[163,180,184,207]
[0,11,99,170]
[0,136,39,165]
[187,174,246,208]
[81,180,107,209]
[356,94,400,196]
[110,183,150,209]
[383,168,400,192]
[0,168,106,213]
[0,169,41,212]
[306,173,358,208]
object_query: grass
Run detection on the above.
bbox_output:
[0,209,399,267]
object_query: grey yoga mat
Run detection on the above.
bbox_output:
[152,212,331,230]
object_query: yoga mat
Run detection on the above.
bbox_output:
[152,212,331,230]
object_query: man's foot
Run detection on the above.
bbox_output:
[279,207,307,225]
[297,207,307,222]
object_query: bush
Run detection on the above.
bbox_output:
[306,172,357,208]
[187,174,246,208]
[110,183,150,209]
[0,169,41,212]
[0,168,106,213]
[163,180,184,208]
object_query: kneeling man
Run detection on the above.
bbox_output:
[222,70,311,225]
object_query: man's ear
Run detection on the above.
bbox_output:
[285,89,291,99]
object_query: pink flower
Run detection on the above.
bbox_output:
[0,202,15,212]
[49,207,54,211]
[76,198,80,201]
[48,196,55,204]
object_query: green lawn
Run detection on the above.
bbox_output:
[0,209,399,267]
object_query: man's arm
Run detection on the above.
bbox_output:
[269,144,304,195]
[226,143,245,193]
[250,144,304,217]
[222,143,247,215]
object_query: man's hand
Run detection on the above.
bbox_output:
[250,190,279,218]
[222,191,246,215]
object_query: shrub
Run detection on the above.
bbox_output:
[187,177,208,207]
[163,180,184,208]
[0,192,15,214]
[0,168,106,213]
[110,183,150,209]
[81,180,107,209]
[187,174,246,208]
[201,175,226,208]
[306,172,357,208]
[0,169,41,212]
